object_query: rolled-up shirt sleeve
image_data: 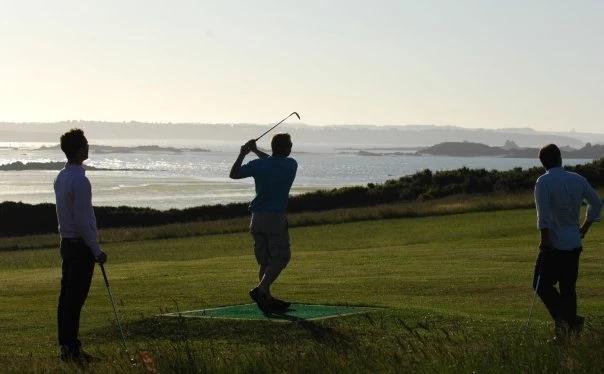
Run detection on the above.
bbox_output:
[73,176,103,257]
[582,178,603,223]
[535,179,551,229]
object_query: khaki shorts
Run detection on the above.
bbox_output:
[250,212,291,266]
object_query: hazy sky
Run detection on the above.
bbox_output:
[1,1,603,132]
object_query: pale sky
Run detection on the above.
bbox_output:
[1,0,603,132]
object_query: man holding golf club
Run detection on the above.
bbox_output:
[54,129,107,361]
[533,144,602,337]
[230,133,297,314]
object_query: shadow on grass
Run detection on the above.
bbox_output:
[88,311,360,350]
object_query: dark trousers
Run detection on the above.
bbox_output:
[58,239,95,351]
[533,247,581,325]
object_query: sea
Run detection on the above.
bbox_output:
[0,141,588,210]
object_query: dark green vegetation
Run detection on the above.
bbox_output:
[417,141,604,158]
[2,158,604,237]
[1,208,603,373]
[1,192,537,251]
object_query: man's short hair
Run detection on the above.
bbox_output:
[60,128,88,160]
[539,144,562,170]
[271,133,292,157]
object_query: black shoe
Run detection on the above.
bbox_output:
[59,346,79,362]
[554,319,570,339]
[570,315,585,334]
[269,297,291,312]
[249,287,271,314]
[79,350,100,363]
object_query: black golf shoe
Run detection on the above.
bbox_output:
[554,319,570,339]
[249,287,271,314]
[570,315,585,334]
[59,346,99,364]
[269,297,291,312]
[79,350,100,363]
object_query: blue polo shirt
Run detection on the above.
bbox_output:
[240,156,297,213]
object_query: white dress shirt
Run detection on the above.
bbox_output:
[535,167,602,250]
[54,163,103,257]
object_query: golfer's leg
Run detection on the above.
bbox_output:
[59,259,81,351]
[253,232,270,283]
[57,249,73,348]
[559,250,580,324]
[72,251,95,346]
[535,251,563,321]
[258,229,291,294]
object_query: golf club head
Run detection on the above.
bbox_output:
[291,112,300,120]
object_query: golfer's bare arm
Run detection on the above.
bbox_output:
[230,140,267,179]
[539,228,552,249]
[229,151,247,179]
[253,148,269,159]
[580,180,603,237]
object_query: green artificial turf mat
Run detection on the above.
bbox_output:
[161,303,379,321]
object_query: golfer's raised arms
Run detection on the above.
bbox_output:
[229,140,268,179]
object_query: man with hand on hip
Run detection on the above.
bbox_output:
[230,133,297,314]
[54,129,107,361]
[533,144,602,337]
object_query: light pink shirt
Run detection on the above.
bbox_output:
[54,163,102,257]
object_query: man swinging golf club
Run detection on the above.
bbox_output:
[533,144,602,337]
[54,129,107,361]
[230,133,297,313]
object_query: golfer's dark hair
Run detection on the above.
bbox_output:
[60,128,88,160]
[538,144,562,170]
[271,133,292,157]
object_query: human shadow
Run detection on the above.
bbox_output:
[87,308,359,350]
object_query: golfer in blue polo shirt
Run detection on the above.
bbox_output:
[229,133,297,313]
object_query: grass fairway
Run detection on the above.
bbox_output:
[1,208,603,373]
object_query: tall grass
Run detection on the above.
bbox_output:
[3,312,602,373]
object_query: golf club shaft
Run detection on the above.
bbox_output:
[100,264,129,352]
[526,251,543,328]
[527,273,541,325]
[255,112,300,141]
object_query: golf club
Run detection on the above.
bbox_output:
[526,253,542,328]
[255,112,300,141]
[100,264,133,361]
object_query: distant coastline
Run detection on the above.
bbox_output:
[0,161,143,171]
[344,141,604,159]
[34,144,211,154]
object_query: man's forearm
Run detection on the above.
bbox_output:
[580,219,593,238]
[229,152,246,179]
[539,228,551,249]
[253,149,269,159]
[581,220,593,230]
